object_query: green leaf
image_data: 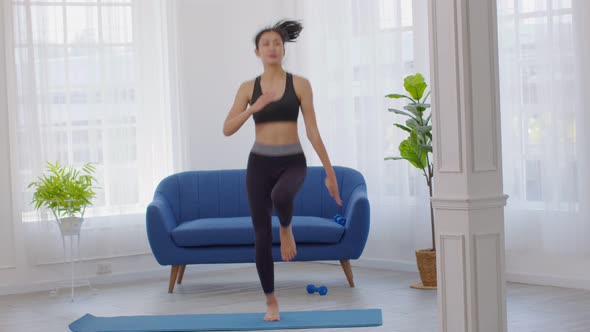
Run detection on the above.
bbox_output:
[420,144,433,153]
[404,73,427,101]
[398,131,429,170]
[404,103,430,110]
[404,103,430,116]
[385,157,405,161]
[415,125,432,133]
[385,94,406,99]
[406,118,420,130]
[385,94,416,103]
[394,124,412,134]
[387,108,414,119]
[402,105,423,119]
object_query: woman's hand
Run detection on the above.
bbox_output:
[251,92,280,113]
[325,174,343,206]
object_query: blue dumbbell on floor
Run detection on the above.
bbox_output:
[306,284,328,296]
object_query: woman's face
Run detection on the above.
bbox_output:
[256,31,284,65]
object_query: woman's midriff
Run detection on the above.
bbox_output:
[254,121,300,145]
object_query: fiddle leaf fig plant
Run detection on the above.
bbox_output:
[27,161,98,220]
[385,73,435,250]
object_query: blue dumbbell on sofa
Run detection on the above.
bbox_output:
[333,214,346,226]
[306,284,328,296]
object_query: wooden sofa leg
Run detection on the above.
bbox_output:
[169,265,180,293]
[339,260,355,287]
[177,265,186,285]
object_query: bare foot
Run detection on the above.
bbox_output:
[264,294,280,321]
[280,225,297,261]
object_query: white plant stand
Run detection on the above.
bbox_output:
[50,211,96,302]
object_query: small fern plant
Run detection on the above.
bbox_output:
[27,161,98,220]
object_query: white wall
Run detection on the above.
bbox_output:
[177,0,297,171]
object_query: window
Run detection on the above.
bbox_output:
[498,0,576,207]
[9,0,175,222]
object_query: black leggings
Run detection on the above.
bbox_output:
[246,151,307,294]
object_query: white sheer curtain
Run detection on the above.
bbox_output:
[498,0,590,280]
[295,0,590,282]
[4,0,180,265]
[292,0,432,263]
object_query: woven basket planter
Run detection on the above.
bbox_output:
[411,249,437,289]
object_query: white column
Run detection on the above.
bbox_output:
[427,1,508,331]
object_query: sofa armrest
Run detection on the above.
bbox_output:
[339,186,370,259]
[146,193,179,265]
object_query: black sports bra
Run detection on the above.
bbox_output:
[250,73,300,124]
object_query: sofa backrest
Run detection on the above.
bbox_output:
[153,166,366,223]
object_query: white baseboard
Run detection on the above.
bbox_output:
[0,268,167,296]
[0,259,414,296]
[330,259,590,291]
[356,258,419,272]
[318,257,419,273]
[3,259,589,296]
[505,271,590,290]
[0,263,250,296]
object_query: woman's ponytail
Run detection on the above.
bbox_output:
[272,20,303,42]
[254,19,303,48]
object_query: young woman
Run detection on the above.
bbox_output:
[222,20,342,322]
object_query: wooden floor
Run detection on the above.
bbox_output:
[1,262,590,331]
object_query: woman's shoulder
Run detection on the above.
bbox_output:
[291,73,312,94]
[237,78,257,95]
[289,73,309,86]
[291,73,310,84]
[240,78,256,89]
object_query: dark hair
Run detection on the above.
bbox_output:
[254,20,303,49]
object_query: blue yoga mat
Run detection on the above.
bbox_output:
[69,308,382,331]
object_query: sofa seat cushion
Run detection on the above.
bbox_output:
[171,216,345,248]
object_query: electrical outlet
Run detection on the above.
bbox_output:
[96,262,112,275]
